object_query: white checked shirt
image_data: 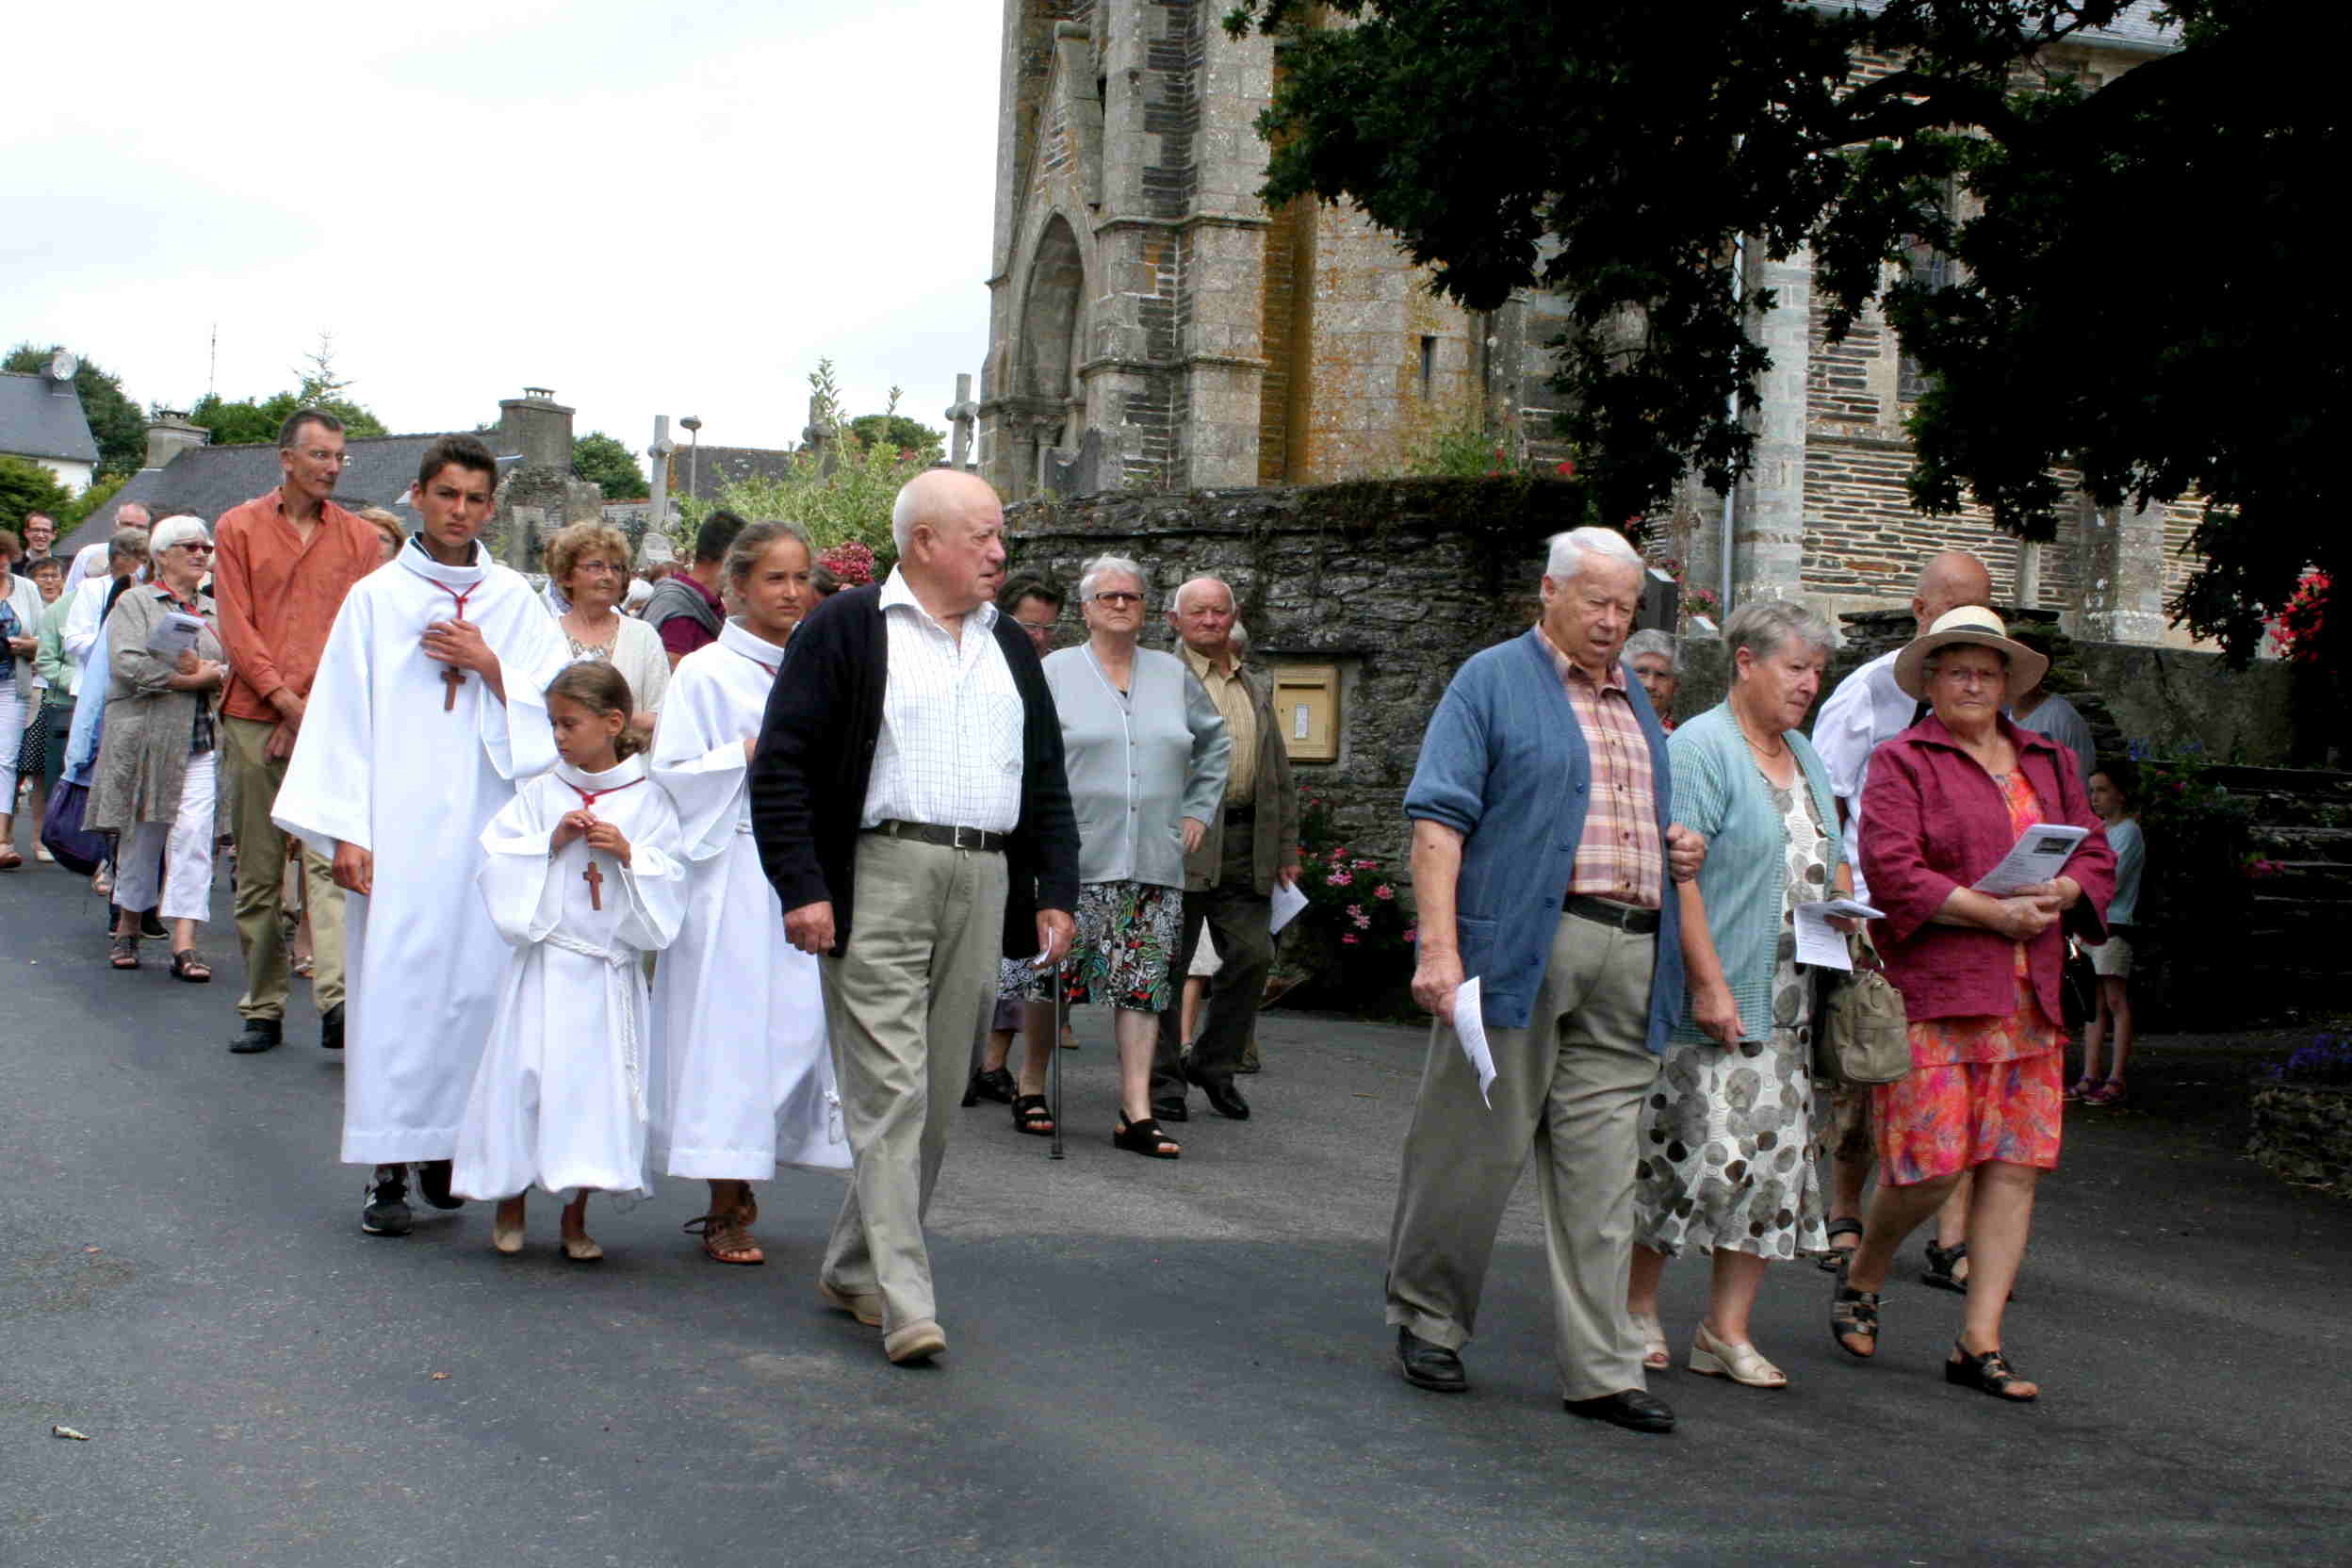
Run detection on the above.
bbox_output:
[858,567,1026,833]
[1810,647,1917,906]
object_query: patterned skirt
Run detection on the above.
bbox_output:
[1872,1046,2065,1185]
[1021,878,1183,1013]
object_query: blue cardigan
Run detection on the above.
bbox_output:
[1404,629,1685,1046]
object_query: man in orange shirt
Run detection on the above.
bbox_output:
[214,411,383,1054]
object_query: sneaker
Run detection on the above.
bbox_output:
[360,1166,414,1236]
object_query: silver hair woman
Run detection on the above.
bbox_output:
[1621,628,1681,727]
[1625,596,1848,1389]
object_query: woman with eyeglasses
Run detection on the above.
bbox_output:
[1010,556,1228,1159]
[545,521,666,736]
[90,515,230,978]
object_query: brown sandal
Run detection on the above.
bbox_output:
[110,934,140,970]
[682,1209,765,1266]
[171,949,212,983]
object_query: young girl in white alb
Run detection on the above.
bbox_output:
[452,662,686,1260]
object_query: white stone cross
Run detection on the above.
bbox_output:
[944,373,980,470]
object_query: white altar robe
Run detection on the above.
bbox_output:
[647,618,847,1176]
[451,757,686,1200]
[273,538,573,1166]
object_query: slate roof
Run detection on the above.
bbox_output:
[0,371,101,465]
[57,433,520,558]
[668,443,800,505]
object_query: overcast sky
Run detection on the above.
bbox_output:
[5,0,999,468]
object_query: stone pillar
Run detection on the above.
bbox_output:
[2076,493,2170,643]
[496,388,574,470]
[1730,243,1810,605]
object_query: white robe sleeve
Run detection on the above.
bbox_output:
[273,584,377,857]
[61,579,103,664]
[648,666,748,863]
[477,779,564,947]
[476,597,572,783]
[609,786,688,955]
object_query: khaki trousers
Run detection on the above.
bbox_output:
[223,716,345,1020]
[819,833,1008,1333]
[1385,911,1660,1402]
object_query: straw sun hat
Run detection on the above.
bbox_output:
[1891,606,2050,704]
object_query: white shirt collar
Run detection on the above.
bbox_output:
[398,533,486,590]
[719,616,789,668]
[878,566,999,634]
[555,754,645,792]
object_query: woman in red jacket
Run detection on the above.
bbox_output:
[1832,608,2115,1403]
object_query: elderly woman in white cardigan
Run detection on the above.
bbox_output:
[1625,598,1849,1389]
[1012,555,1229,1159]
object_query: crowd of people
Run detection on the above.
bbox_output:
[2,416,2138,1417]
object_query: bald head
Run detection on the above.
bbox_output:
[1913,550,1992,633]
[1168,575,1237,662]
[890,468,1005,619]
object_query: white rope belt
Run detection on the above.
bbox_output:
[543,928,645,1122]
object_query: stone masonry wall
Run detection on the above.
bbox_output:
[1004,479,1588,868]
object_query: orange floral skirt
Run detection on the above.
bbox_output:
[1871,1048,2064,1186]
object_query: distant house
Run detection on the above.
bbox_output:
[666,442,798,507]
[0,366,101,492]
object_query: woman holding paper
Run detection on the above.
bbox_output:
[1626,599,1845,1389]
[90,515,229,978]
[1834,606,2115,1403]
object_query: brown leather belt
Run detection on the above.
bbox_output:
[867,819,1007,853]
[1562,894,1659,935]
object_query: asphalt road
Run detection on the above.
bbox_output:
[5,836,2348,1566]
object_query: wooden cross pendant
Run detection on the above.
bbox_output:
[442,665,466,711]
[582,858,605,910]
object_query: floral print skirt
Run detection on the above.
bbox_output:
[1872,1046,2065,1185]
[1021,878,1183,1014]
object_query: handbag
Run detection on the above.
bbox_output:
[1813,926,1911,1085]
[40,777,109,877]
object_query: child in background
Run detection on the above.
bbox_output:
[452,663,686,1259]
[2073,761,2145,1107]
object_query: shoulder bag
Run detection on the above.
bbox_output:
[1813,926,1911,1085]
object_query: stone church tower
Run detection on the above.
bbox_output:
[980,1,1562,500]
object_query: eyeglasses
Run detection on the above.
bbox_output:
[1933,665,2002,689]
[1014,617,1056,632]
[177,542,216,555]
[1091,591,1144,607]
[297,449,353,468]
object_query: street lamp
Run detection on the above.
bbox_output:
[680,416,702,504]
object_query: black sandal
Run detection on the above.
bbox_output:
[962,1067,1016,1107]
[1922,1239,1969,1293]
[1945,1342,2038,1402]
[171,949,212,984]
[1819,1217,1863,1272]
[1011,1094,1055,1136]
[1112,1115,1180,1159]
[1831,1286,1880,1360]
[109,934,140,971]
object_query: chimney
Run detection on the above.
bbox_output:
[497,386,575,471]
[144,411,208,471]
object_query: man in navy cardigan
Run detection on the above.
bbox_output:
[1386,528,1701,1434]
[750,469,1078,1365]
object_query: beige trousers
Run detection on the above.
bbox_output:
[819,833,1008,1333]
[223,716,345,1019]
[1385,911,1661,1402]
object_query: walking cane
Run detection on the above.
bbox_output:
[1049,953,1067,1161]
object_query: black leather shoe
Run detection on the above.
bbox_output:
[413,1158,465,1211]
[1396,1327,1468,1393]
[1562,1389,1674,1433]
[1151,1097,1189,1123]
[228,1017,284,1054]
[1189,1068,1250,1121]
[961,1066,1014,1107]
[319,1003,344,1052]
[139,909,168,939]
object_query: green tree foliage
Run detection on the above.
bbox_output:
[4,343,147,478]
[0,454,75,533]
[571,431,648,499]
[846,412,945,464]
[1225,1,2341,661]
[671,361,941,575]
[188,334,390,447]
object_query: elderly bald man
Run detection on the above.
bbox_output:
[749,467,1080,1365]
[1809,548,1993,1286]
[1149,575,1300,1124]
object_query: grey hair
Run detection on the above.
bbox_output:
[1621,629,1678,671]
[1230,620,1250,654]
[1544,526,1643,582]
[147,514,210,556]
[107,527,151,563]
[1173,576,1234,614]
[1723,598,1834,663]
[1078,554,1146,603]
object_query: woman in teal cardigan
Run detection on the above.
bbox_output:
[1625,599,1851,1390]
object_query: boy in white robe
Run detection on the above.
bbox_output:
[454,662,686,1260]
[272,435,572,1237]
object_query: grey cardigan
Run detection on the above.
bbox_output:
[1041,643,1230,889]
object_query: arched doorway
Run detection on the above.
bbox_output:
[1010,213,1087,494]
